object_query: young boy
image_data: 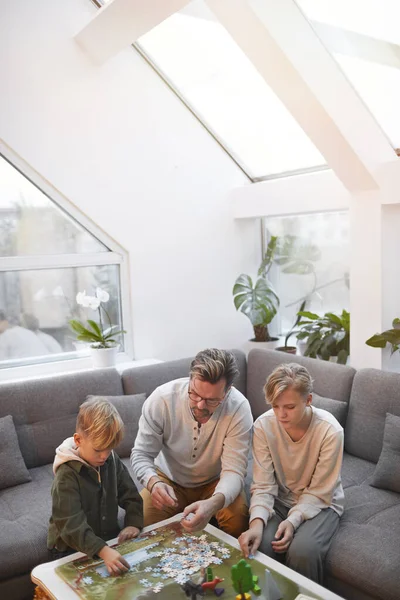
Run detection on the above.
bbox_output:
[48,397,143,575]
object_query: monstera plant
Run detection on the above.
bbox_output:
[366,318,400,355]
[233,237,279,342]
[296,309,350,364]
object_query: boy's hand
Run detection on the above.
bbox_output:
[98,545,130,576]
[118,526,140,544]
[271,519,294,554]
[239,518,264,558]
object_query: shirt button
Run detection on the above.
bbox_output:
[193,437,197,440]
[194,447,197,450]
[192,454,195,458]
[102,516,106,521]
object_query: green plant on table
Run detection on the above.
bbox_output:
[69,288,125,349]
[296,309,350,364]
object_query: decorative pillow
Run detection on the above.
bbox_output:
[0,415,31,490]
[370,413,400,494]
[312,393,348,427]
[87,394,147,458]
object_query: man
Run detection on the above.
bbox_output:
[131,348,253,537]
[20,313,63,354]
[0,310,48,361]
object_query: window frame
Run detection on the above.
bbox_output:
[0,140,134,377]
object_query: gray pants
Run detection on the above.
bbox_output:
[259,501,339,584]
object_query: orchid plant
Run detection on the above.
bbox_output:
[69,288,125,349]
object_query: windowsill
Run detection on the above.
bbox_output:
[0,355,163,383]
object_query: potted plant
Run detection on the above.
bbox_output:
[296,309,350,364]
[69,288,126,368]
[365,318,400,354]
[276,300,306,354]
[233,237,279,348]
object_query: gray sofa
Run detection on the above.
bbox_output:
[0,349,399,600]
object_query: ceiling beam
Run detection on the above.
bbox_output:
[206,0,395,192]
[75,0,191,64]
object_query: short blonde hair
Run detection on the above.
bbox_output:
[264,363,313,406]
[76,397,124,449]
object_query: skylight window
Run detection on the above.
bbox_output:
[297,0,400,147]
[135,1,325,180]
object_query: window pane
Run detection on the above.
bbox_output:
[0,265,123,368]
[0,155,107,256]
[266,211,350,335]
[136,1,325,179]
[297,0,400,147]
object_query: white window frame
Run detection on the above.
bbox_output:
[0,140,133,380]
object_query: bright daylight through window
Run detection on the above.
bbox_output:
[265,211,350,338]
[0,154,125,370]
[297,0,400,148]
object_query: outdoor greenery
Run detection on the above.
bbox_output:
[366,318,400,355]
[296,309,350,364]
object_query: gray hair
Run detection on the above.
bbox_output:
[190,348,239,390]
[264,363,313,405]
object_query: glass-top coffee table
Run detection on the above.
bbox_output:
[32,514,344,600]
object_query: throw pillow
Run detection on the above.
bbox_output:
[370,412,400,494]
[312,393,348,427]
[87,394,147,458]
[0,414,31,490]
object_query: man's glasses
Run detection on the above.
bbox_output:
[188,388,226,408]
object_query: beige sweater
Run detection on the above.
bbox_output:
[131,378,253,508]
[250,406,344,530]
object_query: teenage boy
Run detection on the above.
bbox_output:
[239,363,344,584]
[48,397,143,575]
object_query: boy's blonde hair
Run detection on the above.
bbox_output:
[264,363,313,406]
[76,397,124,449]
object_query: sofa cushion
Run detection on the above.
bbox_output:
[246,349,355,420]
[0,369,124,469]
[326,483,400,600]
[0,415,31,490]
[370,413,400,493]
[312,393,348,427]
[121,350,247,398]
[345,369,400,463]
[87,394,147,459]
[0,464,53,581]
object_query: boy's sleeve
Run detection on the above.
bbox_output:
[116,455,144,530]
[51,467,106,558]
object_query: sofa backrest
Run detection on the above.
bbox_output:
[345,368,400,463]
[0,369,123,468]
[121,350,247,397]
[246,349,356,420]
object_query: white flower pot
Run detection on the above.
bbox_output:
[89,345,119,368]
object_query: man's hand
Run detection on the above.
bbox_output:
[271,519,294,554]
[98,546,130,576]
[118,526,140,544]
[148,477,178,510]
[181,494,225,532]
[238,518,264,558]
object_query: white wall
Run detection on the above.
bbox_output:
[0,0,259,360]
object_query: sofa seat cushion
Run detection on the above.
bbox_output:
[326,483,400,600]
[0,464,53,581]
[341,452,376,489]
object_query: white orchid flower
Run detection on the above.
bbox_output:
[96,288,110,303]
[86,296,101,310]
[76,291,87,306]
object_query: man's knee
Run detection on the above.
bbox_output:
[216,494,249,538]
